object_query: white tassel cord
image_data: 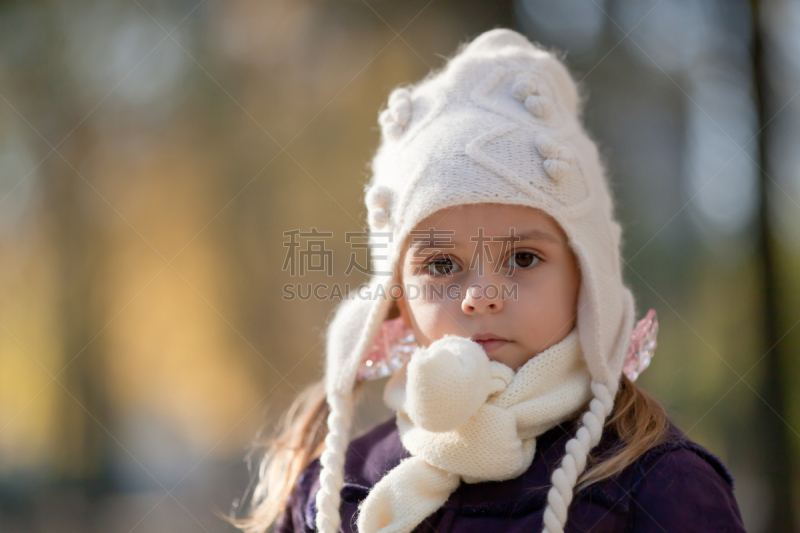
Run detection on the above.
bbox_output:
[541,381,615,533]
[315,393,352,533]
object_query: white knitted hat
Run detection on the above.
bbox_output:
[315,28,636,533]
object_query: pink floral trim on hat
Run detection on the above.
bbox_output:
[623,309,659,382]
[359,310,659,383]
[357,317,416,381]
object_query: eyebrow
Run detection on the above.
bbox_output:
[409,228,564,249]
[513,229,564,244]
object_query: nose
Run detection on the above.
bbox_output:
[461,284,503,314]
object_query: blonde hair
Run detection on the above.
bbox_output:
[229,371,670,532]
[226,379,330,533]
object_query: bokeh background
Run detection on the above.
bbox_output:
[1,0,799,531]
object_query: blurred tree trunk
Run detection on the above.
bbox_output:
[36,9,110,498]
[45,127,110,489]
[750,0,796,530]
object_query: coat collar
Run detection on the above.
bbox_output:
[301,412,734,523]
[337,415,637,515]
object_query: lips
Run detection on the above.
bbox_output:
[470,333,510,352]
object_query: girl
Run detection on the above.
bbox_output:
[233,29,747,533]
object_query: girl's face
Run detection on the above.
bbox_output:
[395,203,581,371]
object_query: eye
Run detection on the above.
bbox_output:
[426,255,461,276]
[506,250,541,269]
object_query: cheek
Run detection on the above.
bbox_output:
[404,284,461,345]
[514,270,577,317]
[509,276,577,348]
[405,293,438,339]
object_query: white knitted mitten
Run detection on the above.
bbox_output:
[406,335,511,432]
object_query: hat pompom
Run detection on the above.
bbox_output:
[512,75,539,100]
[525,95,554,118]
[366,184,393,209]
[533,134,574,181]
[379,109,404,140]
[513,73,556,120]
[366,185,395,230]
[380,88,414,141]
[542,158,571,181]
[368,208,390,229]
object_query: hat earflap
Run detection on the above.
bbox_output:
[316,268,399,532]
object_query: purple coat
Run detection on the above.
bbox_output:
[277,415,747,532]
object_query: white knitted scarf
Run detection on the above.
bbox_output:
[356,328,592,533]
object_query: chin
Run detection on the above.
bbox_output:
[488,354,524,371]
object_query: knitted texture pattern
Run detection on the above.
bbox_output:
[357,329,592,533]
[318,28,638,533]
[314,392,352,533]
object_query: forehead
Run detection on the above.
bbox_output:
[407,203,566,245]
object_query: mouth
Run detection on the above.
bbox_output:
[470,333,510,353]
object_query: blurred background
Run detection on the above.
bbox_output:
[0,0,798,531]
